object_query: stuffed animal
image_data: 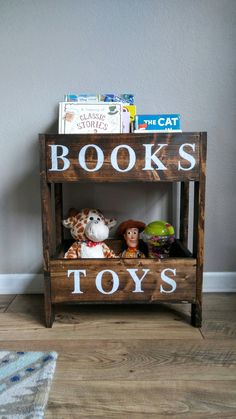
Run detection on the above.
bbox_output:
[62,208,117,259]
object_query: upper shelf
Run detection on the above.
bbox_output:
[39,132,207,183]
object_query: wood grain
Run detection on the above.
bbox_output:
[45,380,236,418]
[1,339,235,381]
[44,133,200,182]
[191,133,207,327]
[39,132,206,328]
[1,293,236,417]
[179,181,189,247]
[0,310,201,340]
[50,258,196,304]
[39,135,54,327]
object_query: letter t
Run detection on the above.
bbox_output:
[68,269,86,294]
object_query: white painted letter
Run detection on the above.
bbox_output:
[160,268,177,294]
[111,145,136,172]
[127,268,150,293]
[178,143,196,171]
[49,145,70,171]
[68,269,86,294]
[79,144,104,172]
[143,144,168,170]
[96,270,119,294]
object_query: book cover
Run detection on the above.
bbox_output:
[134,114,181,132]
[59,102,123,134]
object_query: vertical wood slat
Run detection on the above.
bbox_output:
[179,182,189,248]
[191,133,207,327]
[54,183,63,248]
[39,134,54,327]
[39,135,53,269]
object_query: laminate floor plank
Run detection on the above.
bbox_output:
[202,293,236,312]
[7,294,193,320]
[0,294,16,312]
[45,380,236,418]
[1,293,236,418]
[0,310,202,340]
[1,339,235,381]
[7,294,43,314]
[201,319,236,339]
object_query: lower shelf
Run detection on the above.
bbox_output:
[49,239,197,304]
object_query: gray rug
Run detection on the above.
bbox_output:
[0,350,57,418]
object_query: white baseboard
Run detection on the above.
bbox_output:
[0,272,235,294]
[203,272,236,292]
[0,274,44,294]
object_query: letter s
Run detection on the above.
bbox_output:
[178,143,196,171]
[160,268,177,293]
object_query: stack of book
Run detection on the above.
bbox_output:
[58,93,136,134]
[58,94,182,134]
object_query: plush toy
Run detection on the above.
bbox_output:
[62,208,117,259]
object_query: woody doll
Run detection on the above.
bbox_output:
[117,219,146,258]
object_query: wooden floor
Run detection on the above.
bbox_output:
[0,294,236,418]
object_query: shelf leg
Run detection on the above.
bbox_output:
[44,272,54,328]
[192,133,207,329]
[40,136,55,327]
[191,302,202,327]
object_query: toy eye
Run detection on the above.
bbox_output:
[97,217,100,221]
[89,217,94,220]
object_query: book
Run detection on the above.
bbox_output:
[59,102,123,134]
[134,114,182,132]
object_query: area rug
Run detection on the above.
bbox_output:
[0,351,57,418]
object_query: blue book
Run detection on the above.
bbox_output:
[134,114,181,132]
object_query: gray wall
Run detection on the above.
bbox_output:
[0,0,235,274]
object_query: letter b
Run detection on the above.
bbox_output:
[49,145,70,171]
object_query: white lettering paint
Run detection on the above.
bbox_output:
[160,268,177,294]
[110,145,136,172]
[49,142,197,174]
[79,144,104,172]
[49,145,70,171]
[126,268,150,293]
[95,269,119,294]
[68,269,86,294]
[178,143,196,171]
[68,267,179,295]
[143,143,168,171]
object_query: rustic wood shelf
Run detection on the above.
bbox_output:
[39,133,207,327]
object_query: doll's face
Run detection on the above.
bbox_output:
[124,228,139,248]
